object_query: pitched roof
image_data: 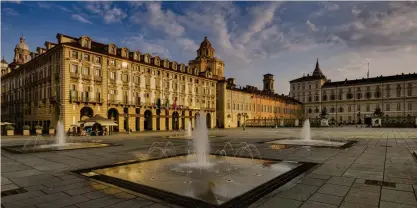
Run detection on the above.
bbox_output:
[322,73,417,88]
[289,58,327,83]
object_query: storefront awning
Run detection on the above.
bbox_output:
[97,120,118,126]
[83,122,96,127]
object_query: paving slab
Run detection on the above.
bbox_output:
[326,176,355,186]
[317,184,350,197]
[308,192,343,206]
[381,189,417,205]
[277,184,319,201]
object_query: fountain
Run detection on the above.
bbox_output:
[2,121,117,154]
[266,119,356,149]
[185,122,192,139]
[300,119,311,141]
[192,114,210,167]
[56,120,66,146]
[74,114,317,208]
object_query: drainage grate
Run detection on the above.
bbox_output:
[1,188,28,197]
[364,179,396,188]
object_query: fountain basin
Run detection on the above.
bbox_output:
[165,135,225,139]
[265,139,357,149]
[74,154,316,208]
[2,142,119,154]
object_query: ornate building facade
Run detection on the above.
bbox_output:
[1,34,219,133]
[217,75,302,128]
[289,59,417,125]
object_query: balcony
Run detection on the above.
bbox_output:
[70,96,80,103]
[70,73,79,79]
[108,99,121,105]
[82,74,91,80]
[94,76,102,82]
[89,98,103,104]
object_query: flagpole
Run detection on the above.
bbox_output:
[367,63,370,79]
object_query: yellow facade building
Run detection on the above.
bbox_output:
[1,34,220,133]
[217,75,303,128]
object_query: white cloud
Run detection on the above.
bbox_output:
[120,2,417,94]
[38,2,51,9]
[71,14,92,24]
[2,8,19,16]
[2,0,20,4]
[85,2,127,24]
[306,20,318,32]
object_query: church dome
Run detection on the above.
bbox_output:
[15,36,29,51]
[200,36,212,48]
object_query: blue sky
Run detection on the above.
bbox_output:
[2,1,417,94]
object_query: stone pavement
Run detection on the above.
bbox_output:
[1,127,417,208]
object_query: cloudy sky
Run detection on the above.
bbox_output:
[2,1,417,94]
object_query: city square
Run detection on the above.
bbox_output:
[1,127,417,208]
[2,1,417,208]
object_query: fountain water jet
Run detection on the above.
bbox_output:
[192,113,210,167]
[185,122,192,139]
[56,121,66,146]
[300,119,311,141]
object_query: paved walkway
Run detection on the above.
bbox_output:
[1,127,417,208]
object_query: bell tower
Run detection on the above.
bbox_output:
[263,73,275,93]
[188,36,225,80]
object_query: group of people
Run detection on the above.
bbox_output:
[67,125,110,136]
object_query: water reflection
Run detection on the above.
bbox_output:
[93,155,301,206]
[269,144,290,150]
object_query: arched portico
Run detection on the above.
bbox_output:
[80,107,94,121]
[144,110,153,131]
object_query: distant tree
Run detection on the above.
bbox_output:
[320,108,328,119]
[373,107,384,117]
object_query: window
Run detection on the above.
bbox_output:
[408,103,412,110]
[357,105,360,111]
[407,84,412,96]
[356,93,362,99]
[348,105,351,112]
[95,68,101,77]
[397,103,401,111]
[110,60,116,66]
[386,103,390,111]
[83,54,90,61]
[396,84,401,97]
[83,67,90,75]
[70,65,78,73]
[95,56,101,64]
[71,51,78,59]
[110,72,116,80]
[366,104,370,112]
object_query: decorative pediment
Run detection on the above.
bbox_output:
[193,68,199,75]
[79,36,91,49]
[152,56,160,66]
[120,48,129,58]
[179,63,185,72]
[187,66,192,74]
[133,51,141,61]
[107,44,117,55]
[142,53,150,63]
[162,59,169,68]
[170,61,177,70]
